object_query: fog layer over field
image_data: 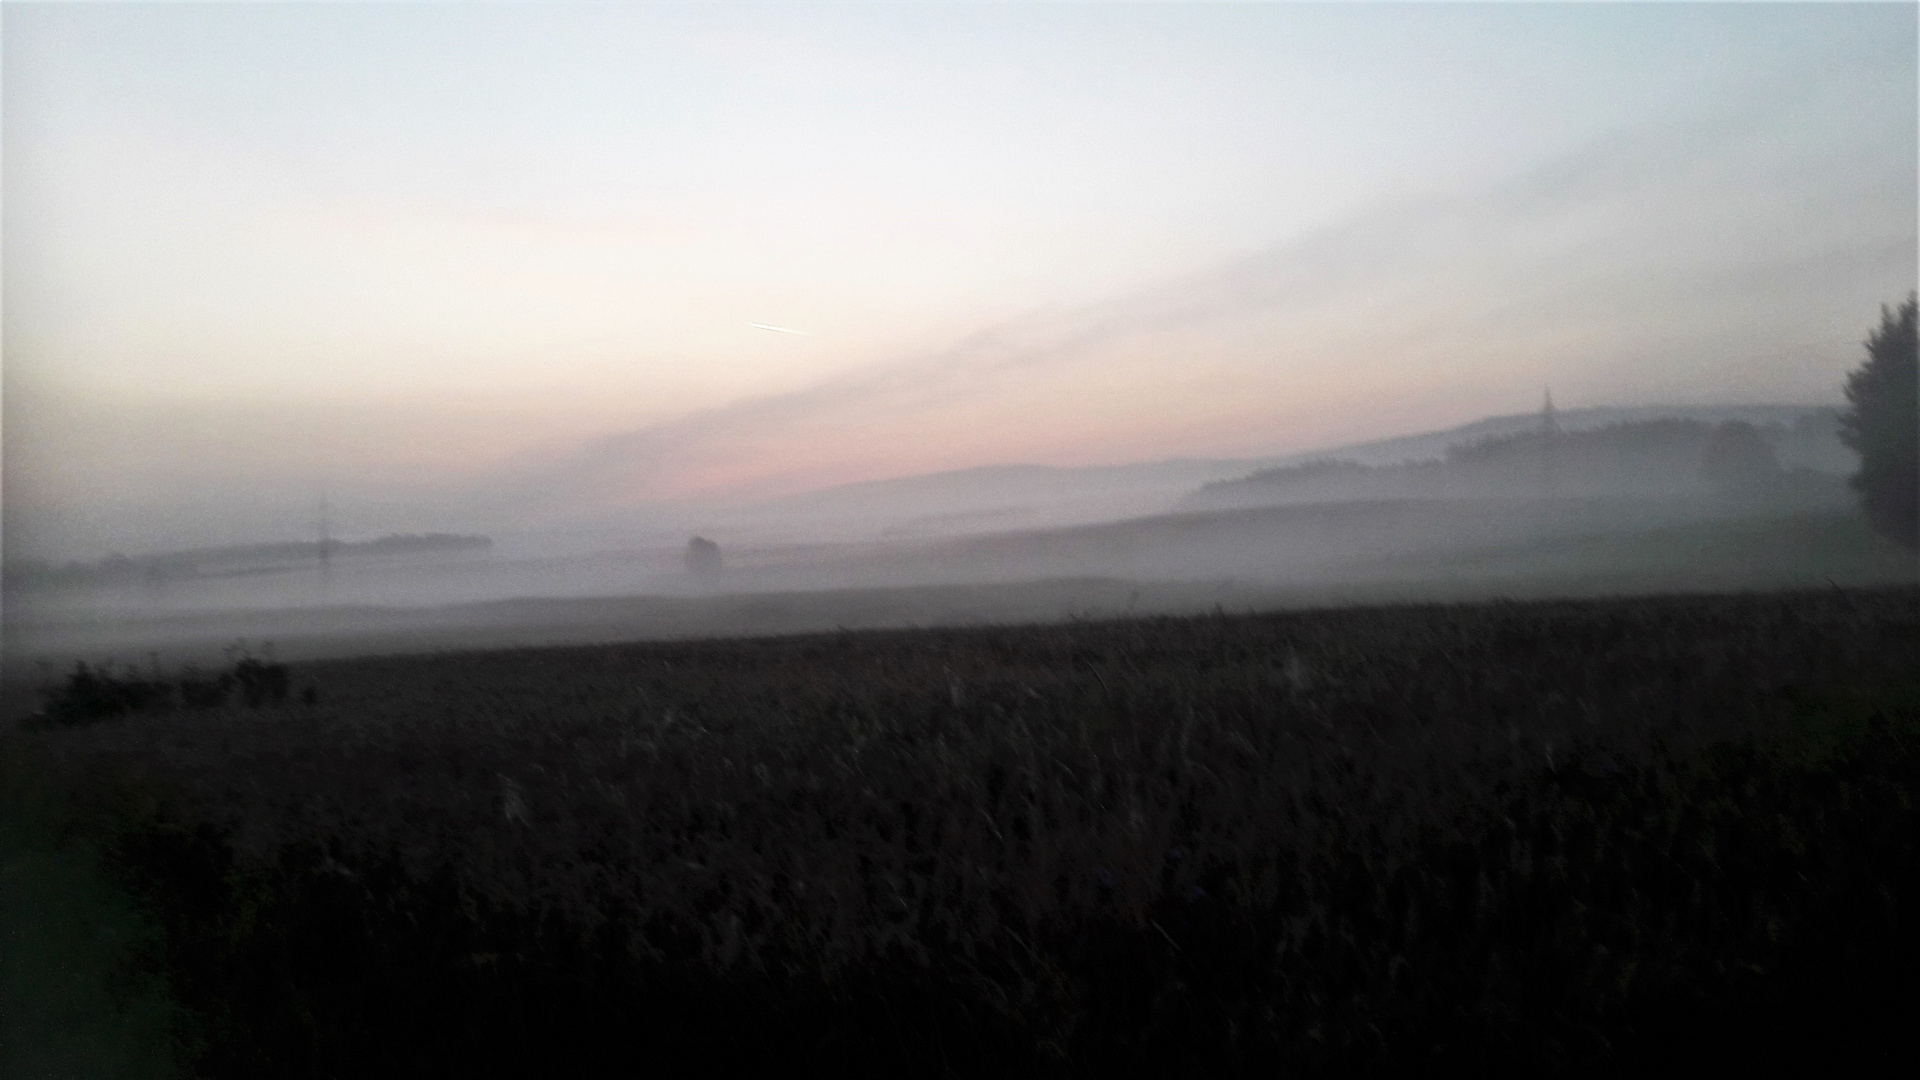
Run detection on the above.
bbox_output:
[7,402,1915,671]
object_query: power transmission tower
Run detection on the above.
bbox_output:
[317,494,332,573]
[1539,387,1560,499]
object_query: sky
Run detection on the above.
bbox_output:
[4,2,1916,560]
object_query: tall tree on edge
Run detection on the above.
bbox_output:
[1840,293,1919,550]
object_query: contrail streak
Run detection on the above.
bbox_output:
[749,322,811,335]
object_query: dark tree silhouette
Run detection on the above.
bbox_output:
[684,536,724,580]
[1700,420,1782,498]
[1840,294,1918,550]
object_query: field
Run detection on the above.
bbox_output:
[5,586,1920,1076]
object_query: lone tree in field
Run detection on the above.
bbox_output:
[1701,420,1783,499]
[684,536,724,581]
[1839,294,1918,550]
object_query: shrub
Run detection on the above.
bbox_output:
[232,657,290,708]
[35,663,175,726]
[176,667,237,710]
[31,649,295,728]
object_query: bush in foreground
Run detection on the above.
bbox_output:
[29,650,297,728]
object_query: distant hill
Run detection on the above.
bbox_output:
[1263,404,1849,471]
[1187,414,1851,512]
[697,404,1849,544]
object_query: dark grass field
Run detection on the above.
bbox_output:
[6,585,1920,1076]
